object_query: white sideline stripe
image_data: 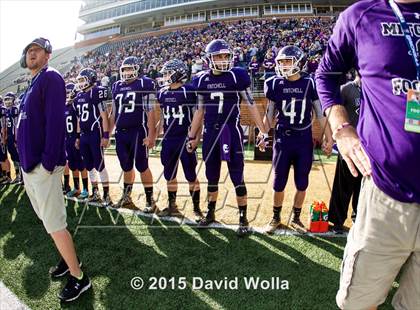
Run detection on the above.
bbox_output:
[0,281,31,310]
[67,197,348,238]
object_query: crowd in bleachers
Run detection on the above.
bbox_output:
[64,17,335,89]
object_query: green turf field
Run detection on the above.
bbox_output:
[0,185,395,309]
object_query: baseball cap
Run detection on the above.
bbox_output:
[22,37,52,55]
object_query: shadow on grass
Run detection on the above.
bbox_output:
[0,187,393,309]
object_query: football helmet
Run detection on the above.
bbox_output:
[275,45,307,78]
[159,59,188,87]
[4,92,16,108]
[65,83,78,104]
[204,39,234,72]
[76,68,97,91]
[120,56,141,82]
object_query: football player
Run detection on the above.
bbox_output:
[263,45,332,234]
[4,92,22,184]
[110,57,157,211]
[74,68,113,207]
[0,95,11,184]
[156,59,202,220]
[188,39,269,236]
[64,83,89,199]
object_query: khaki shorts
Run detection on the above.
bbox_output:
[22,164,67,234]
[336,177,420,310]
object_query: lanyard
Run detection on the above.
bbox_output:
[389,0,420,80]
[29,65,47,88]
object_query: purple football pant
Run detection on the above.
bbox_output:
[80,129,105,172]
[202,122,245,187]
[0,142,7,162]
[6,136,19,162]
[161,137,197,182]
[115,126,149,173]
[66,135,85,171]
[272,130,313,192]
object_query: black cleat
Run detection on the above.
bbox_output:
[143,200,157,214]
[266,217,281,235]
[198,210,215,227]
[49,258,82,278]
[116,194,136,209]
[58,273,91,302]
[101,195,114,208]
[236,218,250,237]
[193,209,204,223]
[158,202,183,217]
[291,218,307,234]
[87,191,102,204]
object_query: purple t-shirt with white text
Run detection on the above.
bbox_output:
[316,0,420,203]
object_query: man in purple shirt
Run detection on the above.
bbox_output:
[17,37,91,302]
[315,1,420,309]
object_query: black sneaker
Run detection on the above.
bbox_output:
[237,218,250,237]
[49,258,82,278]
[198,210,215,227]
[58,273,91,302]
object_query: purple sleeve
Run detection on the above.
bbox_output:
[42,71,66,172]
[263,79,275,102]
[236,68,251,91]
[315,9,357,113]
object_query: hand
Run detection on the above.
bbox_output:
[186,139,198,153]
[256,132,269,152]
[321,136,333,157]
[101,138,110,148]
[143,136,155,148]
[75,138,80,150]
[335,126,371,177]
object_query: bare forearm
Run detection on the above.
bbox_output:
[147,111,157,139]
[325,105,351,132]
[101,112,109,132]
[249,104,267,133]
[189,108,204,138]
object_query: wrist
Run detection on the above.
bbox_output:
[103,131,109,139]
[332,123,353,140]
[76,132,80,139]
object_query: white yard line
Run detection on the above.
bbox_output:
[0,281,30,310]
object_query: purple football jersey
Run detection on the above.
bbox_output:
[6,106,19,138]
[157,83,196,139]
[194,67,251,126]
[0,107,7,130]
[112,77,156,129]
[315,0,420,203]
[64,103,78,138]
[265,74,319,131]
[73,86,108,132]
